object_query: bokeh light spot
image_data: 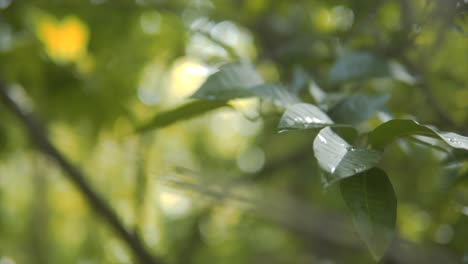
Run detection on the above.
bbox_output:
[0,257,15,264]
[158,186,192,218]
[434,224,454,244]
[0,0,12,9]
[140,11,161,35]
[36,14,89,64]
[236,146,265,173]
[169,57,210,102]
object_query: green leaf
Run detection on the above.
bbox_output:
[191,62,299,107]
[308,80,350,111]
[278,103,333,132]
[249,84,300,108]
[308,80,327,105]
[328,93,390,125]
[340,168,397,261]
[368,119,468,150]
[328,52,390,84]
[137,100,228,133]
[313,127,382,186]
[191,62,264,100]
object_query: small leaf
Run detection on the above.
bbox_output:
[137,100,228,133]
[368,119,468,150]
[313,127,382,186]
[340,168,397,261]
[328,52,390,84]
[308,80,327,104]
[278,103,333,132]
[191,62,264,100]
[191,62,299,107]
[328,93,390,125]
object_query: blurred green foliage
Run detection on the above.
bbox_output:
[0,0,468,263]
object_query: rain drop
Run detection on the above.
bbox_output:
[446,137,460,144]
[347,147,358,152]
[318,134,328,144]
[294,117,303,123]
[353,167,365,174]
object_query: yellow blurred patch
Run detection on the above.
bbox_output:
[398,204,431,242]
[245,0,266,14]
[312,8,336,32]
[312,6,354,32]
[414,29,435,46]
[169,57,209,101]
[36,15,90,65]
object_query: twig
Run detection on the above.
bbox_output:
[0,80,162,264]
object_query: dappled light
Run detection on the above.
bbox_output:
[157,186,192,218]
[169,57,210,102]
[312,5,354,32]
[140,11,162,35]
[187,18,256,60]
[1,1,468,264]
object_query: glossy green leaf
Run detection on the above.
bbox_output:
[191,62,263,100]
[313,127,382,186]
[191,62,298,107]
[368,119,468,150]
[137,100,228,133]
[340,168,397,261]
[328,52,390,84]
[278,103,333,132]
[328,93,390,125]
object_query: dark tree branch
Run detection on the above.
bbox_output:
[0,80,162,264]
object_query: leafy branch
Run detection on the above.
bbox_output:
[163,60,468,261]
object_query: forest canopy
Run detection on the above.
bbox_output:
[0,0,468,263]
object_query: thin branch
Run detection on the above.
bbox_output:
[0,80,163,264]
[399,57,460,130]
